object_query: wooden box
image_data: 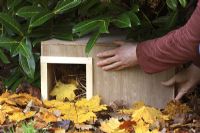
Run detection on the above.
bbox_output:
[41,36,175,108]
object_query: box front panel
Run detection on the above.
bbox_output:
[42,43,174,108]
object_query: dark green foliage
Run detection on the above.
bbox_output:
[0,0,190,90]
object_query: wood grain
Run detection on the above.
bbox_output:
[41,37,175,108]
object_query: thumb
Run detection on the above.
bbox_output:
[162,76,176,87]
[113,40,125,46]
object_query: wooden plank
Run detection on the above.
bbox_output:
[40,63,48,100]
[86,58,93,100]
[41,56,93,100]
[41,37,175,108]
[41,56,92,64]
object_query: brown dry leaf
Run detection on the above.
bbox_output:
[0,111,6,124]
[50,81,77,101]
[119,120,136,132]
[0,92,16,105]
[100,118,127,133]
[39,110,58,123]
[0,92,42,107]
[17,93,42,106]
[1,91,11,97]
[164,101,191,118]
[34,120,48,129]
[9,111,36,122]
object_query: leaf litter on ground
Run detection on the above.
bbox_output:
[0,90,199,133]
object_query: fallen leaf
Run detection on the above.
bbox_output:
[54,128,66,133]
[0,111,6,124]
[75,96,107,112]
[39,110,58,123]
[1,104,21,114]
[134,120,159,133]
[62,110,96,124]
[100,118,127,133]
[164,101,191,118]
[119,120,136,132]
[132,106,167,124]
[43,100,66,108]
[9,111,36,122]
[34,120,48,129]
[50,81,77,101]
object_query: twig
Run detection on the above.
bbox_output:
[75,93,86,99]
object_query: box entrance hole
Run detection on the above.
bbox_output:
[47,63,86,101]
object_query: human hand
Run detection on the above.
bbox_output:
[96,40,138,71]
[162,64,200,101]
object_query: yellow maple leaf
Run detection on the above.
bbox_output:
[50,81,77,101]
[62,96,106,123]
[60,102,97,123]
[43,100,66,108]
[134,120,159,133]
[9,111,36,122]
[132,106,167,124]
[62,111,96,124]
[100,118,127,133]
[46,96,106,123]
[0,111,6,125]
[76,96,107,112]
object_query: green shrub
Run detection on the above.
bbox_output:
[0,0,189,90]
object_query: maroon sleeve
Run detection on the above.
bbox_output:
[136,0,200,74]
[193,48,200,67]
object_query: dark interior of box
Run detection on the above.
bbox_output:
[49,64,86,100]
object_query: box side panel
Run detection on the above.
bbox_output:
[41,43,174,108]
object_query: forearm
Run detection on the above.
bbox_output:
[136,0,200,73]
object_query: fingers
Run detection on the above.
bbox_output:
[97,56,118,66]
[175,82,193,101]
[102,62,122,71]
[162,76,176,87]
[113,40,126,46]
[97,49,116,58]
